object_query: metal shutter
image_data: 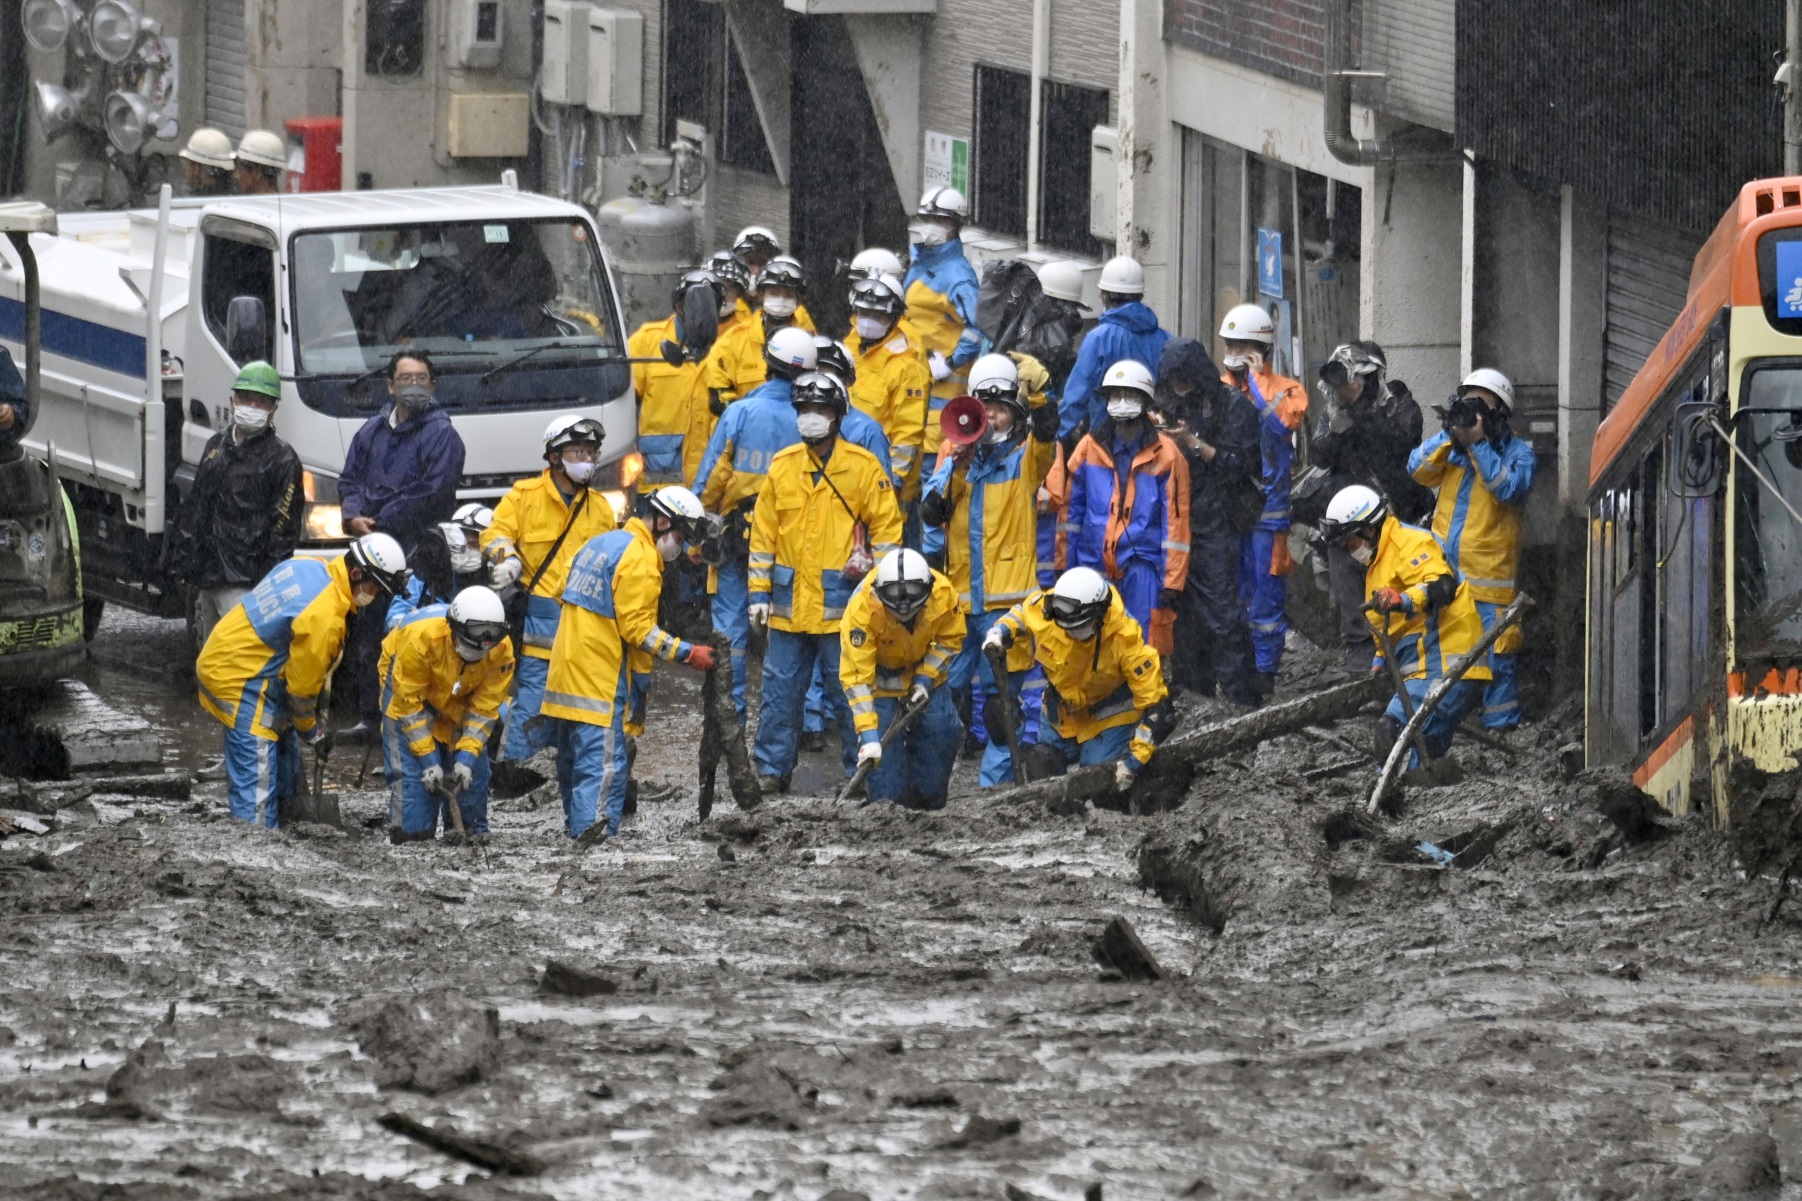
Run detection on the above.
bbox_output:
[1603,214,1705,411]
[205,0,247,139]
[1362,0,1455,133]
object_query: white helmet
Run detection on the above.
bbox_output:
[180,127,234,171]
[236,129,287,171]
[1038,260,1088,305]
[1219,303,1275,345]
[1320,484,1389,544]
[646,485,706,541]
[448,586,509,658]
[451,501,494,532]
[1101,359,1156,399]
[1459,367,1516,411]
[543,413,604,455]
[873,548,934,621]
[848,272,905,316]
[1047,567,1112,634]
[917,186,969,221]
[1098,255,1145,296]
[849,247,904,279]
[765,326,818,377]
[967,353,1021,404]
[346,532,410,597]
[733,225,781,261]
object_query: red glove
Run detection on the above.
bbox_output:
[1269,537,1294,577]
[683,643,718,672]
[1371,587,1409,614]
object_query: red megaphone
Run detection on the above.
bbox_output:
[940,395,988,447]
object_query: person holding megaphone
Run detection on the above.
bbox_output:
[918,353,1060,786]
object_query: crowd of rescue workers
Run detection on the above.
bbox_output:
[163,181,1537,845]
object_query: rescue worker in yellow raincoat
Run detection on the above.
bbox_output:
[196,533,411,828]
[1318,484,1493,763]
[701,253,762,407]
[379,586,514,842]
[982,566,1173,792]
[844,273,931,503]
[839,549,966,809]
[541,487,715,841]
[630,268,721,487]
[481,414,619,762]
[747,372,905,791]
[732,226,818,333]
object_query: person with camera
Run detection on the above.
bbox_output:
[480,415,618,763]
[1407,368,1537,731]
[1152,338,1263,706]
[746,372,904,793]
[692,328,818,720]
[917,353,1059,786]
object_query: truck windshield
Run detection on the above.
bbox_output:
[290,218,618,377]
[1734,366,1802,663]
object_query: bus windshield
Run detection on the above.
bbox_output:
[1734,366,1802,661]
[290,218,619,377]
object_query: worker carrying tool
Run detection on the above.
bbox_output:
[838,549,967,808]
[1407,367,1537,732]
[482,415,619,762]
[542,487,715,842]
[982,566,1172,791]
[378,586,514,842]
[196,534,411,828]
[919,352,1060,786]
[747,371,906,792]
[1318,484,1493,763]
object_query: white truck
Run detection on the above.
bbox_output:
[0,180,643,631]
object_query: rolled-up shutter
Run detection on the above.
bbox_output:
[205,0,246,139]
[1603,214,1705,412]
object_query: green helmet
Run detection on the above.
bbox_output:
[232,361,281,399]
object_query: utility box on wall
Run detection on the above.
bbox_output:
[448,93,530,157]
[542,0,590,105]
[1090,125,1118,244]
[586,9,644,116]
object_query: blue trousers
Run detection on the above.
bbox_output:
[712,555,751,719]
[947,608,1022,787]
[223,726,299,828]
[865,688,963,807]
[804,658,827,735]
[754,629,857,781]
[1039,721,1133,770]
[1239,528,1288,674]
[1113,558,1163,641]
[500,654,556,762]
[555,716,630,839]
[383,719,491,837]
[1474,599,1521,730]
[1385,677,1484,765]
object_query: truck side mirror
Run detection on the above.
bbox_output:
[659,339,687,367]
[224,296,267,365]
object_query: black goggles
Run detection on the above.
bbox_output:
[1048,596,1096,627]
[878,580,931,611]
[848,279,901,311]
[457,620,509,649]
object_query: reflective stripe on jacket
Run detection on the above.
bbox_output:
[837,569,966,741]
[1363,515,1494,684]
[1408,429,1537,610]
[378,613,514,769]
[1228,367,1307,532]
[693,376,800,514]
[846,324,931,496]
[195,555,355,741]
[630,313,711,484]
[903,238,983,408]
[1062,422,1192,594]
[481,470,619,660]
[922,429,1058,614]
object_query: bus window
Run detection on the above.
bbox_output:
[1734,365,1802,667]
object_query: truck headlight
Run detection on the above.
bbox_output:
[602,491,628,522]
[303,502,345,542]
[619,451,644,489]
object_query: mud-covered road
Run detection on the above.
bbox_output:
[6,612,1802,1199]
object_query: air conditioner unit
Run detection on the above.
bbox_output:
[586,8,643,116]
[1090,125,1118,244]
[541,0,589,106]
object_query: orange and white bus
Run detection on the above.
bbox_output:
[1588,177,1802,822]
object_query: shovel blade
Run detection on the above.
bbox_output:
[285,790,343,829]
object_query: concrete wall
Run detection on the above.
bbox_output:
[1164,0,1324,87]
[1360,158,1461,401]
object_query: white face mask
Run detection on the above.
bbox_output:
[352,586,377,609]
[718,299,737,319]
[1221,354,1249,373]
[562,459,596,484]
[854,315,890,341]
[909,221,950,248]
[762,296,798,319]
[796,412,834,441]
[232,403,271,433]
[1067,620,1099,642]
[1349,543,1374,566]
[454,640,487,663]
[1106,398,1145,422]
[656,532,683,563]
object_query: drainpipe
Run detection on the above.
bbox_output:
[1322,0,1455,166]
[1024,0,1050,252]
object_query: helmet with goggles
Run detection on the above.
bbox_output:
[757,255,806,294]
[708,250,752,296]
[672,268,723,314]
[1046,567,1111,634]
[543,413,605,457]
[346,532,410,598]
[447,586,509,659]
[812,336,857,386]
[874,549,934,622]
[790,371,850,416]
[967,353,1025,415]
[644,485,706,543]
[848,273,906,317]
[1319,484,1389,547]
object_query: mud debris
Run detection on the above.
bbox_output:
[342,991,500,1095]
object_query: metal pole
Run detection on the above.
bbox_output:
[5,230,38,436]
[143,183,170,535]
[1024,0,1050,253]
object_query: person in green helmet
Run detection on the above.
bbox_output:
[166,361,305,649]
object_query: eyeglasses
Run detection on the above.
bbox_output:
[391,372,432,386]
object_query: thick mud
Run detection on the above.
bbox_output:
[6,617,1802,1198]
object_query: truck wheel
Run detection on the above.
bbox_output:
[82,596,104,641]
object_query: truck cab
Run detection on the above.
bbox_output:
[0,183,641,626]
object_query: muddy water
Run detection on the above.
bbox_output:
[5,623,1802,1198]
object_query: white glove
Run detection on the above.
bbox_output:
[982,625,1008,653]
[908,683,930,709]
[451,762,473,793]
[857,741,882,767]
[1114,759,1136,793]
[419,764,445,793]
[748,603,770,631]
[489,557,522,588]
[928,350,951,382]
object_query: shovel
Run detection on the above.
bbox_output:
[284,657,344,829]
[838,689,933,804]
[983,643,1028,786]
